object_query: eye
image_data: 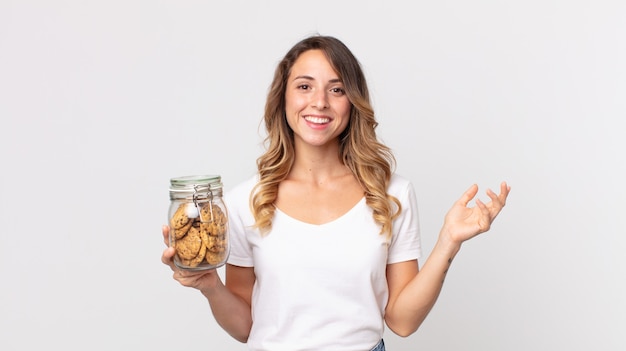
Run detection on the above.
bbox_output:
[330,87,345,95]
[297,84,311,90]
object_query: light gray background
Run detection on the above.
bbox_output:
[1,1,624,350]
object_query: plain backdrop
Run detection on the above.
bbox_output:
[1,1,624,350]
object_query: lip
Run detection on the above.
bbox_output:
[303,114,332,124]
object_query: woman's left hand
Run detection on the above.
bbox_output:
[441,181,511,245]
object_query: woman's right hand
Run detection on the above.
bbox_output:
[161,225,221,291]
[162,225,254,341]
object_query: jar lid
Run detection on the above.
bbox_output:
[169,175,222,193]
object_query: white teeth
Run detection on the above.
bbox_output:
[304,116,330,124]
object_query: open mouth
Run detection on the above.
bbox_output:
[304,116,331,124]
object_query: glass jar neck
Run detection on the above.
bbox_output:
[169,175,223,200]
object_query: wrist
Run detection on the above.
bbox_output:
[436,229,463,255]
[197,271,222,297]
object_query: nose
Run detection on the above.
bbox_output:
[311,89,329,109]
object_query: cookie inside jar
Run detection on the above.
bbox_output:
[168,175,229,270]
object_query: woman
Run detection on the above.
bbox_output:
[161,35,510,351]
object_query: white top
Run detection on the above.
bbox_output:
[226,174,422,351]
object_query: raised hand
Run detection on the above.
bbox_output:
[441,182,511,245]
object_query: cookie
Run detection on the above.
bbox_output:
[205,234,227,253]
[199,203,226,225]
[181,242,207,268]
[170,203,191,229]
[199,203,227,236]
[199,226,211,250]
[174,226,203,260]
[172,218,193,239]
[206,249,227,266]
[170,200,229,270]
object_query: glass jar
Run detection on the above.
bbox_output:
[168,175,229,270]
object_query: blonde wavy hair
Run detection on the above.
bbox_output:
[251,35,401,237]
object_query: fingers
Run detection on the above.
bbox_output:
[485,188,501,208]
[486,182,511,207]
[162,225,170,246]
[458,184,479,206]
[161,225,176,268]
[458,182,511,207]
[173,269,185,280]
[161,226,207,286]
[474,198,492,232]
[462,181,511,216]
[482,181,511,221]
[499,181,511,205]
[161,246,176,266]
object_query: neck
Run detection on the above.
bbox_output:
[289,141,349,183]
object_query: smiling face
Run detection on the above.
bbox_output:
[284,49,352,148]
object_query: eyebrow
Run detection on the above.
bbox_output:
[292,75,343,83]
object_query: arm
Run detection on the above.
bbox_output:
[384,182,510,336]
[161,226,254,342]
